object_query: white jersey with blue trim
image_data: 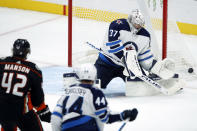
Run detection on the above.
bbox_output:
[100,18,154,71]
[51,83,122,131]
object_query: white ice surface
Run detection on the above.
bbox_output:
[0,7,197,131]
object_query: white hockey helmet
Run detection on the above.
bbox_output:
[76,63,97,81]
[128,9,145,28]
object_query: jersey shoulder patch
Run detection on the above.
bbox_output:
[110,19,130,31]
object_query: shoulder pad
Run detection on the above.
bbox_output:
[137,28,150,38]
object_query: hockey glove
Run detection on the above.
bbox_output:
[121,108,138,121]
[37,105,51,123]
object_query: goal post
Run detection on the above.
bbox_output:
[68,0,72,67]
[162,0,168,59]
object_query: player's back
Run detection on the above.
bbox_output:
[0,56,42,103]
[53,83,106,131]
[60,83,107,117]
[62,83,100,117]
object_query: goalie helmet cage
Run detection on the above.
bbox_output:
[68,0,197,80]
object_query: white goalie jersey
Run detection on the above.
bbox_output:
[100,18,154,71]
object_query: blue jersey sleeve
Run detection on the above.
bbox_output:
[91,88,108,114]
[91,88,122,124]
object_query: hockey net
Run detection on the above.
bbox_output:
[69,0,197,80]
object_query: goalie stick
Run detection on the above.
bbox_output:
[86,41,181,95]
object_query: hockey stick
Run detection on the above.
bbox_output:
[86,41,125,67]
[86,41,180,95]
[118,122,126,131]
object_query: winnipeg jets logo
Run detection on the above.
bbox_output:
[116,20,122,24]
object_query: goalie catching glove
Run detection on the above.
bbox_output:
[120,108,138,121]
[36,104,51,123]
[150,58,176,80]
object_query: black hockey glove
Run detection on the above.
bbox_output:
[121,108,138,121]
[37,105,51,123]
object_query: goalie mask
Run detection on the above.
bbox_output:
[128,9,145,31]
[76,63,97,81]
[12,39,31,59]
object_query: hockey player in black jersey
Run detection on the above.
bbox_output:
[51,63,138,131]
[0,39,51,131]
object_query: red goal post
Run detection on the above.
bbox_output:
[162,0,168,59]
[68,0,72,67]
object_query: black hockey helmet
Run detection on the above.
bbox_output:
[13,39,30,59]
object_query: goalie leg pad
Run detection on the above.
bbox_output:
[63,73,79,88]
[125,77,185,96]
[125,77,160,96]
[123,49,143,78]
